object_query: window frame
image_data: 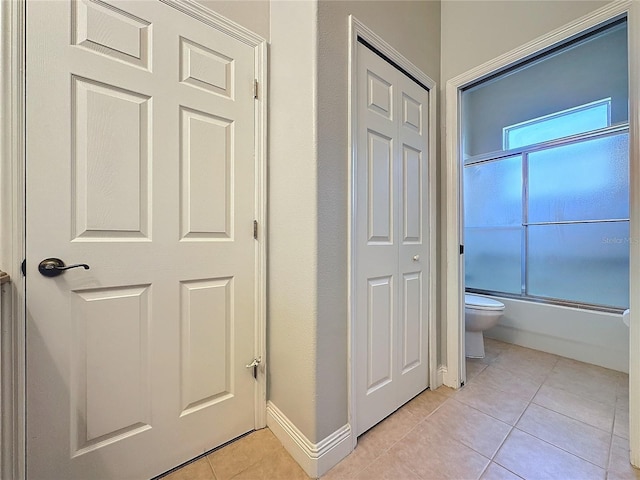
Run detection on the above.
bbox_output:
[502,97,613,151]
[465,123,629,313]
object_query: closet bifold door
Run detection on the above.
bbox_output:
[354,42,430,436]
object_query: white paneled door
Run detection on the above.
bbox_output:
[25,1,261,478]
[355,43,430,436]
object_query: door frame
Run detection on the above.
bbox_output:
[347,15,438,445]
[443,0,640,466]
[1,1,268,478]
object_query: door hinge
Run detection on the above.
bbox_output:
[21,259,26,277]
[460,244,464,255]
[253,220,258,240]
[245,356,262,379]
[254,79,259,99]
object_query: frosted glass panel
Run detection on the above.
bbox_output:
[528,222,629,307]
[528,133,629,223]
[465,227,521,294]
[464,156,522,227]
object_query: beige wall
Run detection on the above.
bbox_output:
[268,0,320,442]
[441,0,610,82]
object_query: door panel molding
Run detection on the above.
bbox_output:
[348,15,437,446]
[3,0,267,477]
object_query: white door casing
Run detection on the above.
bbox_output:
[354,42,431,436]
[25,1,265,478]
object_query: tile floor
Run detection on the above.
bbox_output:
[162,339,639,480]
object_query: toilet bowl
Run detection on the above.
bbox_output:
[465,294,505,358]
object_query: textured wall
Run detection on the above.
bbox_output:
[268,0,320,442]
[441,0,611,82]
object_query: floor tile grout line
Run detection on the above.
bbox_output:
[454,386,536,426]
[465,358,554,399]
[411,414,496,479]
[469,345,521,478]
[530,391,617,416]
[421,393,498,463]
[510,424,610,471]
[387,394,450,449]
[422,399,511,467]
[606,394,628,475]
[606,425,616,477]
[204,455,218,480]
[472,347,622,478]
[488,352,610,475]
[487,354,554,465]
[529,400,616,436]
[484,345,628,474]
[537,379,620,409]
[365,387,499,480]
[490,457,528,480]
[436,393,523,465]
[467,347,617,471]
[504,356,619,470]
[476,461,491,480]
[488,422,515,462]
[410,386,514,478]
[472,344,604,478]
[343,395,451,480]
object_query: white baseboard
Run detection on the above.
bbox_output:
[442,363,462,389]
[436,365,447,389]
[266,401,353,479]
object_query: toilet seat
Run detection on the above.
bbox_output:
[465,294,505,311]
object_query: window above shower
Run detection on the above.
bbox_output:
[503,98,611,150]
[461,19,629,311]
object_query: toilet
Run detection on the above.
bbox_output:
[465,294,505,358]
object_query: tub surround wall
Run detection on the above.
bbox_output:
[486,297,629,373]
